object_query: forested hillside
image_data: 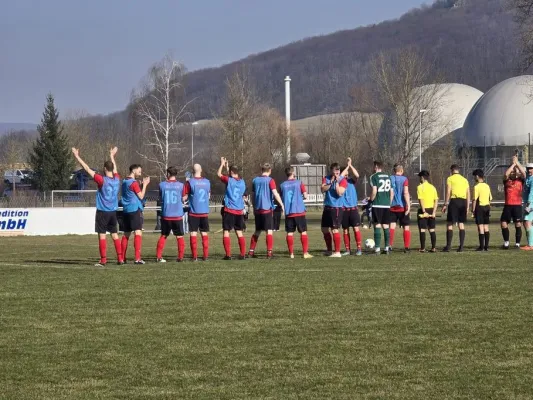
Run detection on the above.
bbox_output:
[186,0,518,120]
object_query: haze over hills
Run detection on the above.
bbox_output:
[0,123,37,135]
[185,0,518,121]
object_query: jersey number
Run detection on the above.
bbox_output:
[164,190,179,204]
[197,189,207,203]
[378,179,391,192]
[232,187,241,200]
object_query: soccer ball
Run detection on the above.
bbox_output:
[362,224,368,230]
[364,238,375,249]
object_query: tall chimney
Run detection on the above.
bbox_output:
[285,76,291,163]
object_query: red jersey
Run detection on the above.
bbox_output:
[504,178,523,206]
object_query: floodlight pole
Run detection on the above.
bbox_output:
[191,121,198,165]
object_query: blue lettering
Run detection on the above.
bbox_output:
[0,220,5,229]
[7,219,16,230]
[16,219,27,230]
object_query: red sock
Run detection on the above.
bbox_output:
[121,236,129,260]
[286,235,294,254]
[113,238,123,262]
[156,236,167,259]
[266,234,273,252]
[333,232,341,253]
[177,237,185,260]
[238,236,246,256]
[190,236,198,259]
[355,229,362,248]
[134,235,142,261]
[404,230,411,248]
[223,236,231,257]
[323,233,332,251]
[390,228,395,246]
[301,234,309,253]
[249,234,259,252]
[343,233,351,251]
[202,235,209,259]
[99,238,107,264]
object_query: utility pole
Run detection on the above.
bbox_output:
[285,76,291,163]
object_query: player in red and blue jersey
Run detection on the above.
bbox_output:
[341,158,362,256]
[280,166,313,259]
[248,163,284,259]
[156,166,189,262]
[321,162,348,257]
[121,164,150,264]
[72,146,123,267]
[184,164,211,261]
[389,164,411,252]
[217,157,247,260]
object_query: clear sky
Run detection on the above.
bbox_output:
[1,0,426,123]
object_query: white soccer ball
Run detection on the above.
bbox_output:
[364,238,375,249]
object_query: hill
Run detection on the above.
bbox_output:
[185,0,519,120]
[0,123,37,135]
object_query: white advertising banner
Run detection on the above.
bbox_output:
[0,208,96,236]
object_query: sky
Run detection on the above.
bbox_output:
[0,0,427,123]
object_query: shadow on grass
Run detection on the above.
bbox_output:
[25,259,91,266]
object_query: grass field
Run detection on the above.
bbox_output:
[1,215,533,399]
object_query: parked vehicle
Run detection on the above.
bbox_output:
[3,169,32,185]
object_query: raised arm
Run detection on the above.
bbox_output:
[217,157,226,178]
[109,147,118,175]
[71,148,95,179]
[136,176,150,200]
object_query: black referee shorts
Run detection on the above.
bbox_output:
[475,205,490,225]
[417,208,436,230]
[447,198,467,224]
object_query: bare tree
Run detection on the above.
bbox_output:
[0,132,32,194]
[131,54,194,177]
[509,0,533,70]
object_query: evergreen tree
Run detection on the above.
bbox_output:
[30,93,74,191]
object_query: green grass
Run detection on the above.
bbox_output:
[1,216,533,399]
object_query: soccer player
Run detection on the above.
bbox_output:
[416,170,438,253]
[248,163,284,259]
[472,169,492,251]
[501,156,524,249]
[389,164,411,253]
[280,166,313,259]
[370,161,394,255]
[156,166,188,262]
[321,163,348,257]
[185,164,211,261]
[217,157,247,260]
[441,164,470,252]
[121,164,150,264]
[341,157,362,256]
[72,146,123,267]
[521,163,533,250]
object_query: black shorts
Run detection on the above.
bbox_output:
[475,205,490,225]
[223,212,245,231]
[95,210,118,234]
[417,208,436,230]
[447,198,467,224]
[161,219,184,236]
[321,207,344,229]
[372,208,390,225]
[285,216,308,233]
[254,211,274,231]
[122,210,143,232]
[342,208,361,229]
[390,210,410,227]
[189,215,209,232]
[500,205,522,223]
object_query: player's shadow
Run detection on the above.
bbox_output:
[25,259,90,266]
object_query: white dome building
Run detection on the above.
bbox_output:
[462,75,533,148]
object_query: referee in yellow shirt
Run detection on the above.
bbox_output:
[441,164,470,252]
[417,170,439,252]
[472,169,492,251]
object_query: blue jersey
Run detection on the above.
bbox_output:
[524,175,533,204]
[223,176,246,212]
[252,175,275,211]
[121,178,143,213]
[323,175,346,208]
[188,177,211,215]
[390,175,408,210]
[281,179,306,216]
[95,174,120,212]
[343,178,358,209]
[159,180,184,219]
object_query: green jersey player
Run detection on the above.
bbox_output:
[370,161,395,254]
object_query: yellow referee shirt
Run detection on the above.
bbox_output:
[447,173,469,199]
[474,182,492,206]
[417,181,439,210]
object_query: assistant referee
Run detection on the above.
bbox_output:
[441,164,470,252]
